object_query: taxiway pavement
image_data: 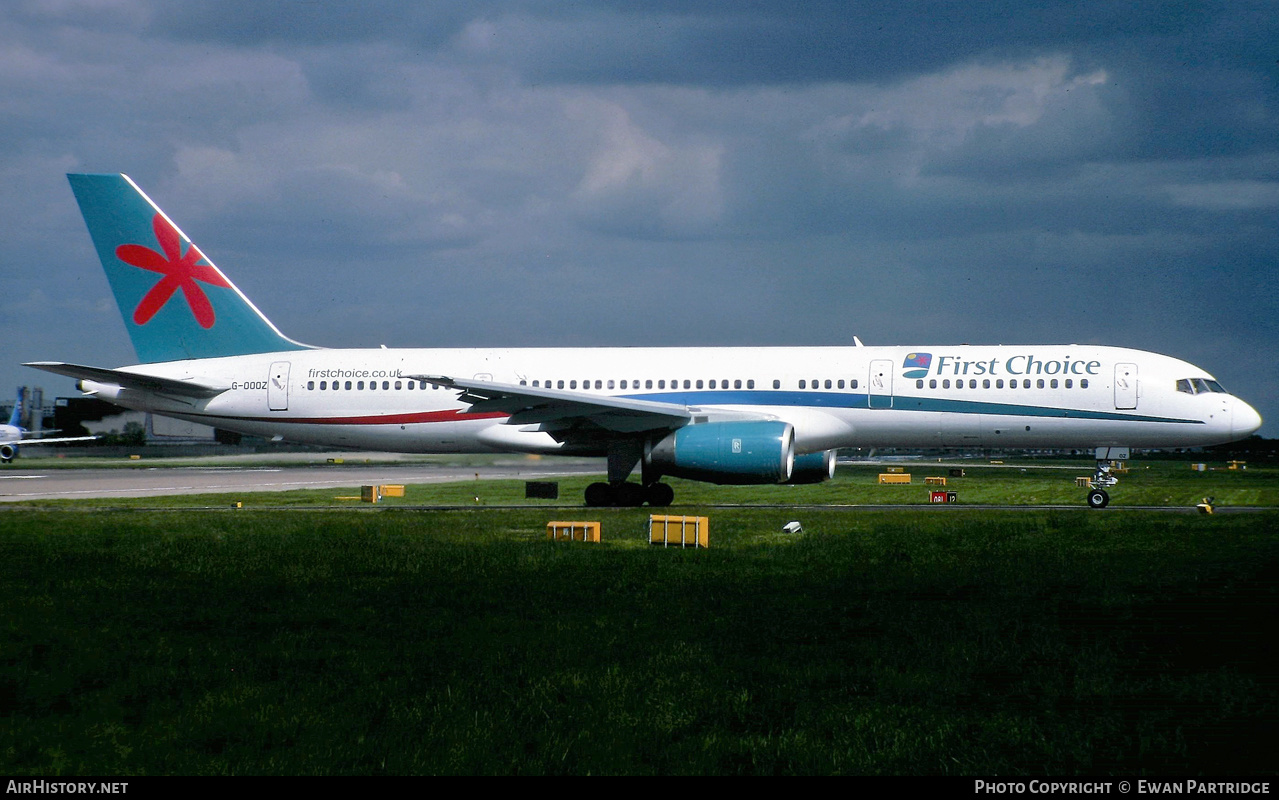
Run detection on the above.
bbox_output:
[0,457,602,503]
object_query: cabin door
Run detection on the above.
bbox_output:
[268,361,291,411]
[868,360,894,408]
[1114,363,1137,410]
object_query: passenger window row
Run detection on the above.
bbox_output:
[307,380,440,391]
[516,378,865,391]
[302,374,1002,394]
[521,378,758,390]
[796,379,859,390]
[915,378,1090,390]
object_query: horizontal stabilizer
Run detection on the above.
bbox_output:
[23,362,229,399]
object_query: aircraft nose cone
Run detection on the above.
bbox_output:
[1232,400,1263,439]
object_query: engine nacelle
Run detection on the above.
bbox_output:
[0,443,16,462]
[78,380,125,402]
[787,449,837,484]
[647,421,794,484]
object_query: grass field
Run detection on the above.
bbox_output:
[3,477,1277,774]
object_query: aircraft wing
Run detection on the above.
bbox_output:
[411,374,693,434]
[17,434,100,445]
[23,362,229,399]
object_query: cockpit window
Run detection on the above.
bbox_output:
[1179,377,1229,395]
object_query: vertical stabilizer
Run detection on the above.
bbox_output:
[67,173,311,363]
[7,387,23,429]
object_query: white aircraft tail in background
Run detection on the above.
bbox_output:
[25,173,1263,506]
[1,387,98,462]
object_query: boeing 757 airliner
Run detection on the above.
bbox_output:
[25,174,1262,507]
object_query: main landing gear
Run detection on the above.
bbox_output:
[1086,459,1120,509]
[584,440,675,507]
[585,481,674,507]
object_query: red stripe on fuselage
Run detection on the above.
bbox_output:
[188,410,509,426]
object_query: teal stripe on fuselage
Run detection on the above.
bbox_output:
[620,390,1203,425]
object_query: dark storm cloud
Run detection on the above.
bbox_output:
[438,1,1222,86]
[141,1,473,48]
[125,2,1260,93]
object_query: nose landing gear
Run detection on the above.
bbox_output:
[1085,457,1121,508]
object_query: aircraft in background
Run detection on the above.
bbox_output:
[0,387,98,462]
[25,173,1262,506]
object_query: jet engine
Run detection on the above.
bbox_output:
[787,449,837,484]
[646,421,795,484]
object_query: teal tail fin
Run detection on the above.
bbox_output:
[67,173,311,363]
[7,387,22,428]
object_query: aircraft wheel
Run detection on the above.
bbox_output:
[584,482,613,507]
[615,482,646,507]
[1087,488,1110,509]
[646,483,674,507]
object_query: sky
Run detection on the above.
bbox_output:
[2,1,1276,435]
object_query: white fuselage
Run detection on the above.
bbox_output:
[80,344,1261,456]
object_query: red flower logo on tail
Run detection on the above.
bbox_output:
[115,214,231,329]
